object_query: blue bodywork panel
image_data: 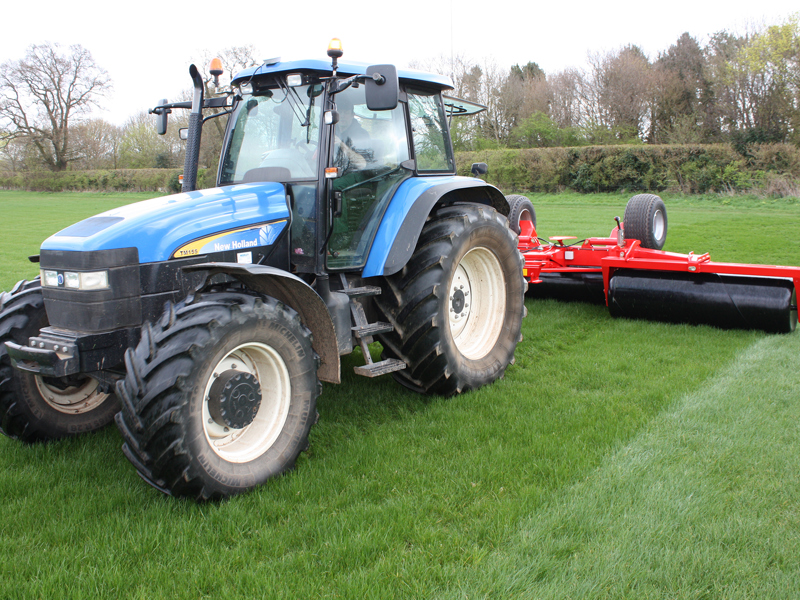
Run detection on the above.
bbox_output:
[362,176,481,277]
[232,59,453,90]
[41,183,290,264]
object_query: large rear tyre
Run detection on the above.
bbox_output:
[0,279,119,442]
[505,194,537,234]
[376,204,525,396]
[624,194,667,250]
[115,291,320,501]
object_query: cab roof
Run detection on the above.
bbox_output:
[231,59,454,91]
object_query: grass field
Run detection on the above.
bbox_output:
[0,190,798,599]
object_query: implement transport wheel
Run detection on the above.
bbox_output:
[0,279,119,442]
[376,204,525,396]
[506,194,537,234]
[115,291,320,501]
[624,194,667,250]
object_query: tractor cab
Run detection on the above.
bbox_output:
[216,53,456,275]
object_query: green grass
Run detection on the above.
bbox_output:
[0,191,155,288]
[0,190,798,599]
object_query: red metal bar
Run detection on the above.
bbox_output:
[521,226,800,305]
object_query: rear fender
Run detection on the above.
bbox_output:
[363,177,508,277]
[183,263,340,383]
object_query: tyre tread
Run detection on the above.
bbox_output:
[116,290,320,501]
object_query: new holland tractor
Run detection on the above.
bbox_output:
[0,41,526,500]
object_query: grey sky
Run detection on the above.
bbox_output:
[2,0,797,124]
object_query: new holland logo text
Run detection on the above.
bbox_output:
[172,220,287,259]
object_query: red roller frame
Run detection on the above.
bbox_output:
[518,221,800,304]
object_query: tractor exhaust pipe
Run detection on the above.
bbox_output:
[608,270,798,334]
[181,64,204,193]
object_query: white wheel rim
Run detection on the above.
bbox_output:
[203,342,291,463]
[35,376,108,415]
[652,210,665,242]
[448,247,507,360]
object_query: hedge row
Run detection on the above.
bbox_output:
[456,143,800,196]
[2,144,798,197]
[0,168,213,194]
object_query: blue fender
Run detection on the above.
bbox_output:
[40,183,290,264]
[183,262,341,384]
[362,176,507,277]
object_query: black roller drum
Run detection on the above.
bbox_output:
[607,269,797,334]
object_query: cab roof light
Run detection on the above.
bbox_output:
[327,38,343,59]
[209,57,223,87]
[328,38,343,75]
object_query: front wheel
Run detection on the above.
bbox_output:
[115,291,321,500]
[0,279,119,442]
[376,204,526,396]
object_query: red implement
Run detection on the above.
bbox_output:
[518,202,799,334]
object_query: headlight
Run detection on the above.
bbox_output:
[42,270,60,287]
[77,271,109,290]
[41,269,109,290]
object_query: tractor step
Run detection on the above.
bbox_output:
[354,358,406,378]
[353,321,394,338]
[341,285,382,298]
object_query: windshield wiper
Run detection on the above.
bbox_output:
[276,77,310,127]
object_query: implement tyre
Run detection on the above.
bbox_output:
[624,194,667,250]
[115,290,320,501]
[506,194,536,234]
[0,279,119,442]
[376,204,525,396]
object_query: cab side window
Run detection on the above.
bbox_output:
[407,89,454,172]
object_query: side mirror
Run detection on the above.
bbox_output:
[471,162,488,176]
[365,64,399,111]
[155,98,169,135]
[324,110,340,125]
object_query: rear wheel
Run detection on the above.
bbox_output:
[115,291,320,500]
[0,279,118,442]
[376,204,525,396]
[624,194,667,250]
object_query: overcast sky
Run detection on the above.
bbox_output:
[2,0,797,124]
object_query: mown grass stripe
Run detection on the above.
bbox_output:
[441,332,800,600]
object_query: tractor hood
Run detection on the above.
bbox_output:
[40,183,290,264]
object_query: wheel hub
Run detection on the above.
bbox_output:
[207,370,262,429]
[451,289,466,314]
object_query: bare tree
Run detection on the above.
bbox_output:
[582,46,653,141]
[0,42,111,171]
[70,119,122,170]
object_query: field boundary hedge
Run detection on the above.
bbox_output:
[0,168,213,193]
[456,143,800,196]
[1,144,798,197]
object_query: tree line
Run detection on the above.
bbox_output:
[1,15,798,177]
[417,14,799,154]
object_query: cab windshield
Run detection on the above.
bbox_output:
[219,82,323,184]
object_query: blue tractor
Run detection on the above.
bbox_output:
[0,42,525,500]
